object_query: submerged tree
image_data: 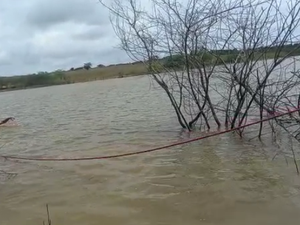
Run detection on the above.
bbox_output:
[100,0,300,135]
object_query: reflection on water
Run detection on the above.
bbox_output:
[0,76,300,225]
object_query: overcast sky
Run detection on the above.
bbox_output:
[0,0,298,77]
[0,0,132,76]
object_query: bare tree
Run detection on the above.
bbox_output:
[100,0,300,136]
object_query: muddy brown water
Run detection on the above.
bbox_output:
[0,75,300,225]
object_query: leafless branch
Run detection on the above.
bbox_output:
[100,0,300,140]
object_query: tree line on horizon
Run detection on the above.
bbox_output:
[0,44,300,91]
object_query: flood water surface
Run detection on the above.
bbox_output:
[0,76,300,225]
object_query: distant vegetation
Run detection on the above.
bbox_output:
[0,61,147,91]
[160,44,300,69]
[0,44,300,92]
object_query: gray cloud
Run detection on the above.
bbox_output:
[0,0,131,76]
[25,0,109,30]
[71,25,107,41]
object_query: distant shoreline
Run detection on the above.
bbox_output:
[1,47,300,93]
[0,62,149,93]
[0,73,145,93]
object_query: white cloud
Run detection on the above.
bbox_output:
[0,0,131,76]
[1,0,298,76]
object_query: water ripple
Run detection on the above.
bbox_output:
[0,75,299,225]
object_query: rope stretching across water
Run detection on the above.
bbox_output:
[1,108,299,162]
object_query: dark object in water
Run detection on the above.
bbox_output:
[0,117,15,125]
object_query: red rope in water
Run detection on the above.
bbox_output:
[1,108,299,162]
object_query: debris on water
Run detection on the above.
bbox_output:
[0,170,17,183]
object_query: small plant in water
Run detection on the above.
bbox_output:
[43,204,52,225]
